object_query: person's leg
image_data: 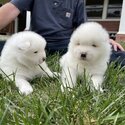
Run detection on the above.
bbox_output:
[0,40,5,55]
[110,50,125,67]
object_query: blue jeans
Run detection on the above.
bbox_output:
[0,41,5,55]
[110,50,125,67]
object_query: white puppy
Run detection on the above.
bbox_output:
[0,31,55,95]
[60,22,112,92]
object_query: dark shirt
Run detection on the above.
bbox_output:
[10,0,87,52]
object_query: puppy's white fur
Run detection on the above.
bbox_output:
[60,22,112,92]
[0,31,55,95]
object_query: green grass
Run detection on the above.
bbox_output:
[0,53,125,125]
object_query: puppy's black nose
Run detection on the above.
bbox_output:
[81,53,86,58]
[43,57,46,61]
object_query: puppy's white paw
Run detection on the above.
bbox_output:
[90,85,104,93]
[19,84,33,95]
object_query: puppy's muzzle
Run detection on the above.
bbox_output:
[39,57,46,64]
[42,57,46,62]
[80,52,87,59]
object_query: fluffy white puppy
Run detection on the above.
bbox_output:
[60,22,112,92]
[0,31,56,95]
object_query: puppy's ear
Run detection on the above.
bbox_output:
[17,41,31,51]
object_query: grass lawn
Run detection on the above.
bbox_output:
[0,46,125,125]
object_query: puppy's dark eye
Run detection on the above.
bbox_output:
[34,51,38,53]
[92,44,97,47]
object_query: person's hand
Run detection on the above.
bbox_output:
[109,39,124,51]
